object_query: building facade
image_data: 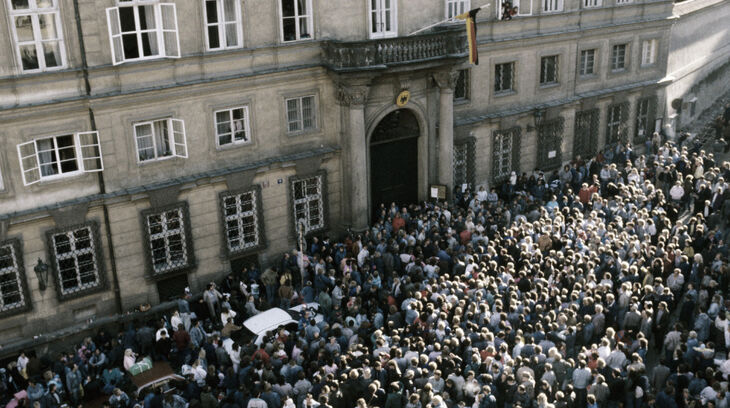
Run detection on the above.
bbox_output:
[0,0,724,346]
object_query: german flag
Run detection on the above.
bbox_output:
[455,7,481,65]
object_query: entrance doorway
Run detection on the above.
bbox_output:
[370,109,419,219]
[157,274,189,302]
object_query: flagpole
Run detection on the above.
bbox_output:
[407,3,490,36]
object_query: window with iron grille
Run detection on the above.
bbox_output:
[215,106,251,147]
[454,138,475,188]
[7,0,66,72]
[536,118,564,170]
[574,109,599,159]
[204,0,243,50]
[291,173,325,234]
[579,49,595,76]
[454,69,470,101]
[611,44,627,71]
[0,239,28,315]
[50,225,102,297]
[635,98,655,142]
[286,95,316,133]
[540,55,559,85]
[221,187,264,256]
[493,127,521,181]
[494,62,514,94]
[606,103,628,144]
[144,205,192,275]
[446,0,470,18]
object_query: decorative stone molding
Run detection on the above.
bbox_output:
[336,84,369,107]
[433,70,460,91]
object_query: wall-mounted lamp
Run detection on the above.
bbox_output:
[526,108,545,132]
[34,258,49,291]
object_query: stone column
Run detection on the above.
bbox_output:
[337,83,370,231]
[433,71,458,198]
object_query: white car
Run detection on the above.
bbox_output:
[237,303,323,346]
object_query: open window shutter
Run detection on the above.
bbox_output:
[160,3,180,58]
[17,141,41,186]
[77,131,104,172]
[171,119,188,158]
[106,7,124,65]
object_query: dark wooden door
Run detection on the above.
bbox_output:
[370,136,418,216]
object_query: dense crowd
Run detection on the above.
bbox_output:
[2,133,730,408]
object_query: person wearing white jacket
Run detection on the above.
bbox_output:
[669,181,685,203]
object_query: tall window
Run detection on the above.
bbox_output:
[7,0,66,72]
[144,205,191,275]
[641,39,657,66]
[454,69,470,101]
[579,49,596,76]
[134,118,187,162]
[494,62,515,93]
[369,0,397,39]
[446,0,470,19]
[606,103,628,144]
[291,174,325,234]
[454,139,475,188]
[611,44,627,71]
[286,96,316,133]
[204,0,242,50]
[493,128,521,181]
[540,55,559,85]
[215,106,251,147]
[583,0,601,7]
[50,225,102,297]
[106,0,180,65]
[635,98,654,142]
[280,0,312,42]
[542,0,563,12]
[17,132,103,186]
[221,188,263,255]
[0,240,27,314]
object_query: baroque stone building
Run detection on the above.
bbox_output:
[0,0,727,347]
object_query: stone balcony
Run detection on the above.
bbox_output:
[321,28,468,72]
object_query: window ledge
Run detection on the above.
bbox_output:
[539,82,560,89]
[494,90,517,97]
[217,141,254,152]
[610,68,628,75]
[285,128,321,138]
[137,156,186,166]
[454,98,471,106]
[35,172,89,186]
[280,37,315,45]
[579,73,599,80]
[640,63,657,69]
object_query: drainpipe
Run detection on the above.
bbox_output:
[73,0,123,315]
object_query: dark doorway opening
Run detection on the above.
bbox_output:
[157,274,189,302]
[230,253,260,281]
[370,109,420,220]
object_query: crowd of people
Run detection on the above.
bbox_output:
[2,133,730,408]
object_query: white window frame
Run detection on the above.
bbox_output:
[133,118,187,163]
[542,0,563,13]
[292,175,324,234]
[203,0,243,51]
[579,49,596,76]
[641,39,657,67]
[446,0,470,19]
[279,0,313,42]
[0,242,25,313]
[497,0,531,19]
[215,106,252,148]
[616,0,632,4]
[6,0,67,72]
[145,207,189,275]
[494,62,515,94]
[16,132,103,186]
[106,1,181,66]
[493,130,514,180]
[611,43,627,71]
[369,0,397,39]
[583,0,601,7]
[539,55,559,85]
[222,189,261,253]
[52,226,101,296]
[285,95,317,134]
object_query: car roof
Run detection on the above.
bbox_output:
[243,308,297,335]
